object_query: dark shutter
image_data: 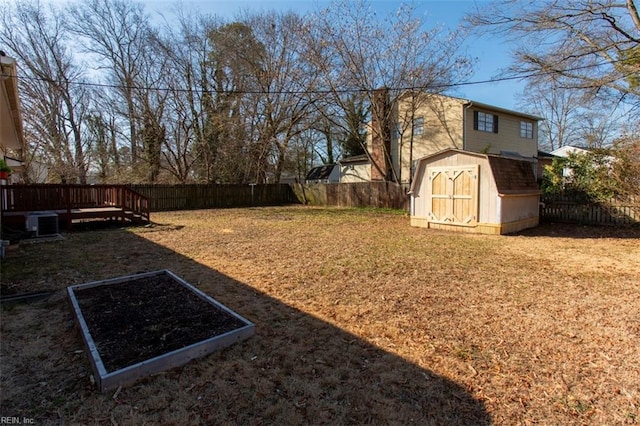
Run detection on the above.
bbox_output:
[493,115,499,133]
[473,111,478,130]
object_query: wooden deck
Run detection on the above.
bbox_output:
[1,184,150,231]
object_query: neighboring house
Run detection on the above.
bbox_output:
[1,52,23,155]
[367,90,542,184]
[549,145,614,179]
[338,154,370,183]
[305,164,340,184]
[550,146,590,158]
[304,155,371,184]
[4,156,24,184]
[409,149,540,235]
[28,159,50,183]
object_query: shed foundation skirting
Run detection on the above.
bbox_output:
[410,216,538,235]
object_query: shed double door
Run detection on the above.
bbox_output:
[428,165,479,225]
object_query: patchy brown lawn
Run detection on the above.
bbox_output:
[1,206,639,425]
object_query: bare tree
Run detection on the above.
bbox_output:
[243,12,321,183]
[152,11,223,183]
[313,113,337,164]
[84,98,123,182]
[1,0,90,183]
[468,0,640,203]
[204,21,263,183]
[3,0,474,185]
[611,133,640,207]
[68,0,152,169]
[279,124,319,183]
[467,0,640,111]
[578,108,622,148]
[85,112,113,182]
[301,94,368,175]
[517,78,596,151]
[306,0,472,182]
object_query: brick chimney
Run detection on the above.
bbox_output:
[370,87,391,181]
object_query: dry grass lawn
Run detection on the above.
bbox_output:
[1,206,639,424]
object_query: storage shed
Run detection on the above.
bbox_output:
[409,149,540,235]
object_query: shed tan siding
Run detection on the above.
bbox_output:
[410,149,540,234]
[499,194,540,223]
[464,108,538,157]
[411,152,498,224]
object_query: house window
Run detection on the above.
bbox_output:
[412,117,424,136]
[520,121,533,139]
[474,111,498,133]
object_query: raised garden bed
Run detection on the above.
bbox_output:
[67,270,254,392]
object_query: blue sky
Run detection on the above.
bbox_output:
[42,0,521,110]
[139,0,523,110]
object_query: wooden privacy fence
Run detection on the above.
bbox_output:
[540,196,639,225]
[128,183,298,212]
[291,182,409,210]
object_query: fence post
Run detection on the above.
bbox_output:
[65,185,72,230]
[250,183,256,206]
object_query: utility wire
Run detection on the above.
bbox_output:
[9,59,627,95]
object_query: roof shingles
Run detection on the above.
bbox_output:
[487,156,539,194]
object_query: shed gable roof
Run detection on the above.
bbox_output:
[487,156,538,194]
[410,149,539,195]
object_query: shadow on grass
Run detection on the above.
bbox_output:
[0,225,490,425]
[511,221,640,239]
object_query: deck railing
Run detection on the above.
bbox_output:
[0,184,150,222]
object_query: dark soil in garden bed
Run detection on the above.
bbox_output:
[73,274,246,372]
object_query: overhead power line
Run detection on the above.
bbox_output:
[10,59,626,95]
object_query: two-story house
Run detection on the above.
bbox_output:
[366,89,542,184]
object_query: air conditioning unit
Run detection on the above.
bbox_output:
[26,213,59,237]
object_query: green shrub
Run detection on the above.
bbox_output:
[541,149,619,202]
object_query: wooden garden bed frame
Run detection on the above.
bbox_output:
[67,270,255,392]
